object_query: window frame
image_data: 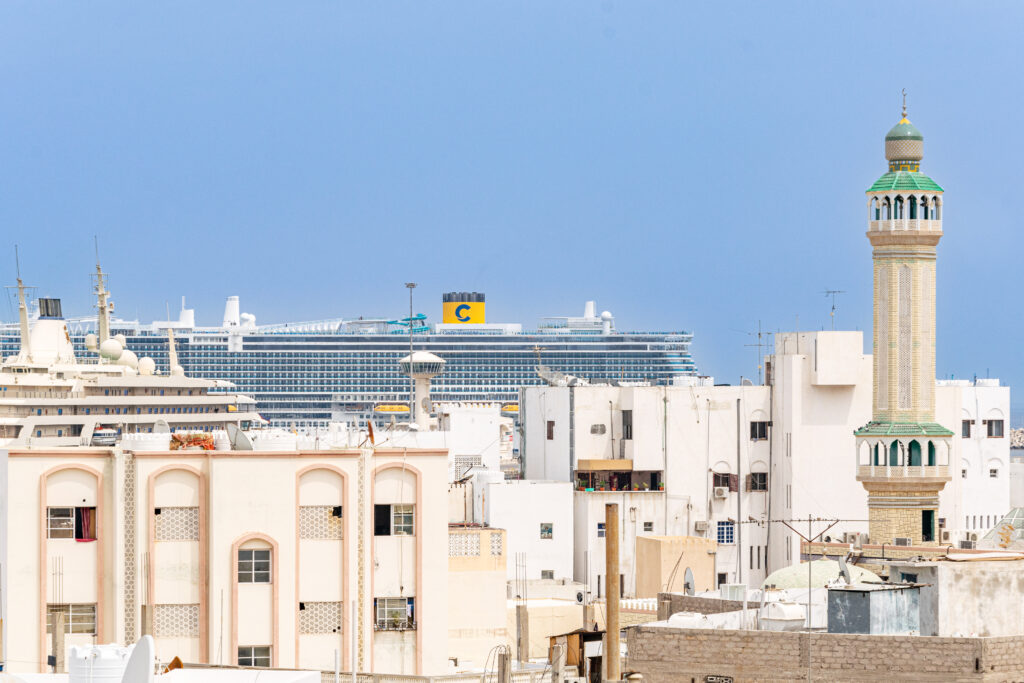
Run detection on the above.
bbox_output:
[238,548,272,584]
[47,507,75,539]
[546,420,555,440]
[750,421,769,441]
[597,522,606,538]
[237,645,271,667]
[990,468,999,479]
[716,520,735,545]
[712,472,731,489]
[46,603,97,635]
[749,472,768,492]
[539,522,553,540]
[987,420,1004,438]
[374,597,415,631]
[643,521,654,533]
[962,420,972,438]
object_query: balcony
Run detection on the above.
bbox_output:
[575,469,663,492]
[856,465,950,483]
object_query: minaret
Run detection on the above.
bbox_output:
[855,95,954,546]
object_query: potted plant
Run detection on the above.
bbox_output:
[641,482,649,491]
[658,482,664,491]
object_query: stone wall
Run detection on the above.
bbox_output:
[656,593,747,621]
[627,626,1024,682]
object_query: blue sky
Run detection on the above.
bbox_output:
[1,2,1021,420]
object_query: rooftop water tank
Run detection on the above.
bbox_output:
[69,642,134,682]
[759,601,806,632]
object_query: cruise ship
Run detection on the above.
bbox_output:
[2,281,698,427]
[0,268,262,447]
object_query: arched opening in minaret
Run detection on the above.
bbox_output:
[909,196,918,219]
[871,197,880,221]
[889,441,900,467]
[894,196,905,220]
[934,198,941,220]
[927,441,936,466]
[908,440,922,466]
[882,197,892,220]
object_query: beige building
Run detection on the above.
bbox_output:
[3,444,449,675]
[635,536,716,598]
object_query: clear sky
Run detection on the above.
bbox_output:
[1,2,1021,420]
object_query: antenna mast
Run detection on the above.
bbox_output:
[823,290,845,331]
[744,321,767,384]
[93,238,111,344]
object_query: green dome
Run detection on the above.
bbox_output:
[761,560,881,589]
[886,117,923,141]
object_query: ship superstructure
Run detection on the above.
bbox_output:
[0,267,261,447]
[2,290,698,427]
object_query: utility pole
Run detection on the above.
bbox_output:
[823,290,845,331]
[404,283,417,418]
[740,515,870,683]
[605,503,621,683]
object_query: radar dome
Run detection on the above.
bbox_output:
[85,333,98,351]
[138,357,156,376]
[99,339,123,360]
[601,311,613,320]
[171,365,185,377]
[114,333,127,346]
[117,349,139,369]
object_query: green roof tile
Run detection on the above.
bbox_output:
[867,171,943,193]
[854,421,955,437]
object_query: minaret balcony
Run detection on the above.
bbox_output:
[856,464,949,484]
[868,218,941,234]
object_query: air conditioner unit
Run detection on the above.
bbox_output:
[959,539,977,550]
[970,533,979,542]
[713,486,729,499]
[694,520,709,533]
[893,537,912,547]
[941,530,951,543]
[843,532,860,544]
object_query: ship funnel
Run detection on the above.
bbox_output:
[223,296,241,328]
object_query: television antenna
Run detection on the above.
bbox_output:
[823,290,845,330]
[744,321,767,384]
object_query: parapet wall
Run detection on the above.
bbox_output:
[656,593,747,620]
[628,626,1024,682]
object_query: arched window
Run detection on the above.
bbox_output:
[909,196,917,220]
[894,196,904,220]
[934,198,941,220]
[908,440,921,467]
[882,197,892,220]
[889,441,899,467]
[871,197,880,221]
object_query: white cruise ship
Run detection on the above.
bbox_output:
[0,267,262,448]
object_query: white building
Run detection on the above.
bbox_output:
[2,442,450,675]
[522,330,1013,592]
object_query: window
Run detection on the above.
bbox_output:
[590,423,606,435]
[622,410,633,440]
[900,572,918,584]
[643,521,653,532]
[374,504,414,536]
[539,523,553,540]
[375,597,415,630]
[987,420,1004,438]
[748,473,768,492]
[750,421,769,440]
[238,549,271,583]
[962,469,967,479]
[540,570,554,580]
[597,522,605,538]
[962,420,972,438]
[716,572,728,587]
[47,506,96,540]
[546,420,555,440]
[713,472,731,489]
[716,521,735,545]
[990,468,999,479]
[46,603,96,634]
[238,646,271,667]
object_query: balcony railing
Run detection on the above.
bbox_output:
[856,465,949,479]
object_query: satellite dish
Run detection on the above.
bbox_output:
[838,553,853,585]
[684,567,695,596]
[226,423,254,451]
[741,378,754,386]
[121,635,154,683]
[576,591,585,605]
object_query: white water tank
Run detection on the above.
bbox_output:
[68,642,133,682]
[667,611,712,629]
[759,601,806,631]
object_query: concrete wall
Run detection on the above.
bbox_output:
[655,594,746,620]
[636,536,716,598]
[447,528,509,670]
[627,626,1024,682]
[484,480,573,581]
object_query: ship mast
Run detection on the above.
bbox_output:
[93,241,111,345]
[14,246,32,362]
